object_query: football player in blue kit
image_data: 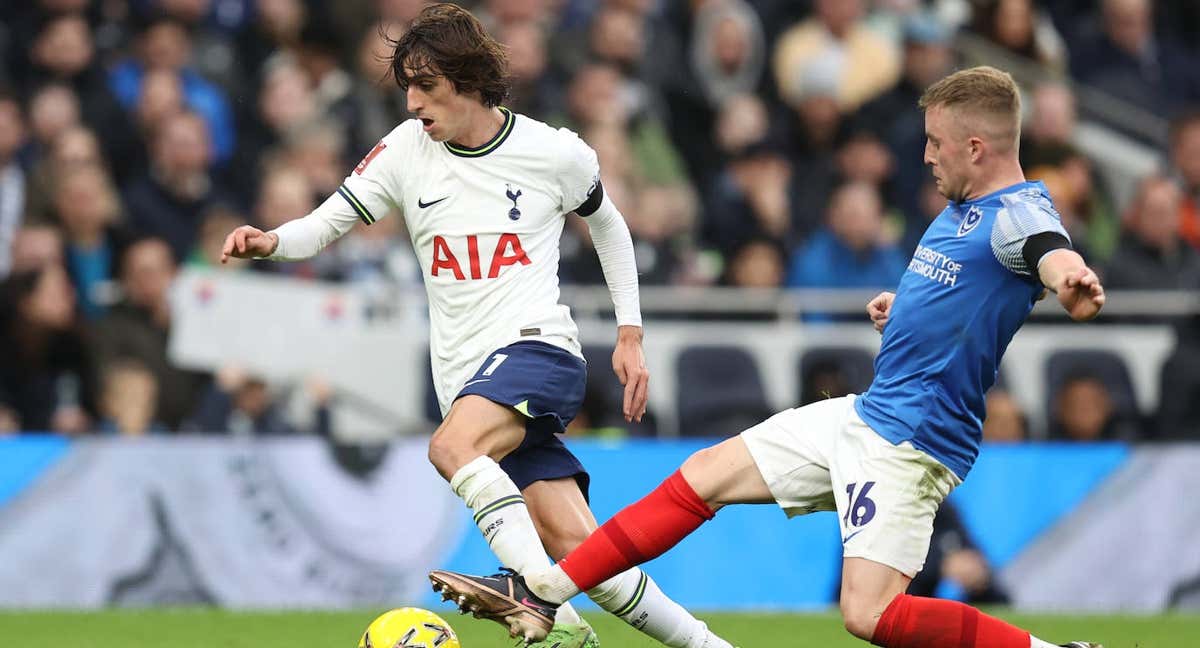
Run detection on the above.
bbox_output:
[430,66,1106,648]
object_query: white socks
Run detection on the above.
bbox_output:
[589,569,731,648]
[526,564,580,604]
[580,567,732,648]
[1030,637,1059,648]
[449,456,730,647]
[449,456,585,625]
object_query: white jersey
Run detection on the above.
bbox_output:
[331,109,602,413]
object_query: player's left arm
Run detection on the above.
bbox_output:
[1036,248,1105,321]
[559,133,647,422]
[578,186,648,422]
[992,200,1104,321]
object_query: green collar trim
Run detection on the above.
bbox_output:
[444,107,515,158]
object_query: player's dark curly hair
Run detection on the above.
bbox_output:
[389,3,510,108]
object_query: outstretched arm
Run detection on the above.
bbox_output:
[221,192,363,263]
[580,191,648,422]
[1037,249,1105,321]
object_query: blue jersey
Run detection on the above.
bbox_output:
[854,181,1068,479]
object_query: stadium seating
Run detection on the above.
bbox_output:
[676,345,774,438]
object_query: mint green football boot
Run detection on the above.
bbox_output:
[526,622,599,648]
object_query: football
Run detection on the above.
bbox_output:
[358,607,461,648]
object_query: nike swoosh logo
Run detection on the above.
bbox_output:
[842,529,864,545]
[462,379,491,388]
[520,597,544,610]
[418,196,449,208]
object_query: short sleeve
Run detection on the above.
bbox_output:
[990,194,1071,276]
[556,128,602,215]
[339,122,413,224]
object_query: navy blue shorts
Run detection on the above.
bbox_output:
[455,341,590,499]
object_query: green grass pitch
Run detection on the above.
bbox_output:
[0,609,1196,647]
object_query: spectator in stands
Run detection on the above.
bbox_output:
[786,181,906,290]
[350,21,408,154]
[982,389,1028,442]
[109,14,235,163]
[190,205,251,270]
[93,238,206,430]
[185,365,332,437]
[250,165,318,278]
[1170,111,1200,249]
[773,0,900,113]
[296,19,358,160]
[230,55,319,199]
[9,224,64,275]
[689,0,766,110]
[96,358,167,436]
[836,130,897,200]
[0,91,26,278]
[52,163,133,319]
[907,500,1011,604]
[1021,81,1077,168]
[703,140,794,259]
[967,0,1067,72]
[779,57,848,240]
[18,13,135,174]
[559,62,687,188]
[856,11,955,247]
[498,21,557,121]
[0,263,96,434]
[628,185,700,285]
[123,111,227,262]
[235,0,307,79]
[1050,371,1141,441]
[1069,0,1200,119]
[724,237,786,289]
[23,124,104,225]
[1104,175,1200,290]
[280,121,347,200]
[134,68,186,146]
[25,83,81,161]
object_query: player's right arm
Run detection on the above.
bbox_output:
[866,291,895,333]
[221,127,410,263]
[220,193,364,263]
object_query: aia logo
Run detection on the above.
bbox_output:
[355,141,387,175]
[431,233,530,280]
[957,205,983,237]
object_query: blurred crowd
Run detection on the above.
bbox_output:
[2,0,1200,439]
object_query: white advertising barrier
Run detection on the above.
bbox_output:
[0,438,464,608]
[169,270,430,437]
[169,270,1176,439]
[1002,445,1200,611]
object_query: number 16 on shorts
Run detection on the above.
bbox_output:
[841,481,877,543]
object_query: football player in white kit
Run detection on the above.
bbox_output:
[221,4,733,648]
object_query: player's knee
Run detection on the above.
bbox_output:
[680,446,725,510]
[839,595,881,641]
[427,428,476,480]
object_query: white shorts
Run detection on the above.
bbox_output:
[741,395,961,577]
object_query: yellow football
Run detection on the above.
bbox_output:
[358,607,461,648]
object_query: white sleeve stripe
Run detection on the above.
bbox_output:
[990,196,1069,276]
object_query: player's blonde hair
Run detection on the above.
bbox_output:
[919,66,1021,151]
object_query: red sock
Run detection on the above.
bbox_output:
[871,594,1031,648]
[558,470,715,591]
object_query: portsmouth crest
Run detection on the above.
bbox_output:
[505,184,522,220]
[957,205,984,237]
